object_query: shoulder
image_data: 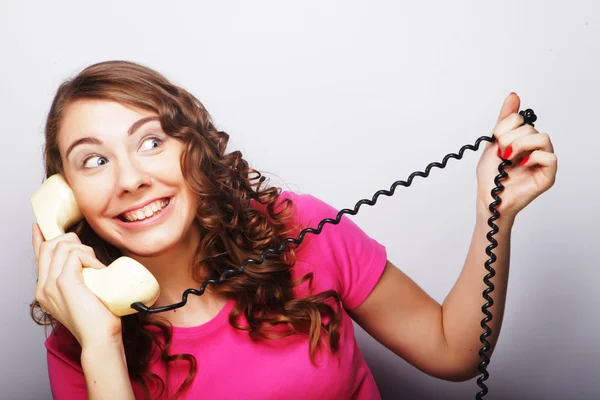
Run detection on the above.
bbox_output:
[279,190,380,256]
[276,191,388,309]
[277,190,343,230]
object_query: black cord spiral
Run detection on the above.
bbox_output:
[130,134,496,313]
[475,108,537,399]
[130,108,538,399]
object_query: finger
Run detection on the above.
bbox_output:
[504,132,554,162]
[72,244,96,259]
[45,241,76,289]
[496,124,539,158]
[57,250,106,302]
[32,223,44,263]
[47,242,104,286]
[77,249,106,270]
[37,233,81,288]
[519,150,558,184]
[58,251,107,314]
[61,249,106,282]
[44,232,81,247]
[494,112,525,140]
[497,92,521,123]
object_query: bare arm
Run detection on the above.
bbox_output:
[441,212,513,378]
[349,93,558,381]
[32,225,136,398]
[349,212,513,382]
[81,340,136,400]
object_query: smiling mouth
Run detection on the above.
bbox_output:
[118,198,171,222]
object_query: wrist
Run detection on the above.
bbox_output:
[81,335,125,358]
[81,339,127,374]
[80,337,134,399]
[79,320,123,349]
[476,201,516,230]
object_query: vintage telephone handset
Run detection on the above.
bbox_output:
[30,175,161,316]
[31,108,537,398]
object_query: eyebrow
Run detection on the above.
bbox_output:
[64,116,160,160]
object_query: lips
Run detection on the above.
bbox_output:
[118,198,171,222]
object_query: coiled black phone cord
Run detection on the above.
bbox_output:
[131,108,538,399]
[475,108,536,399]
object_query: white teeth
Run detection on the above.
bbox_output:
[122,198,169,222]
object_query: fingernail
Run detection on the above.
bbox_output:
[502,146,513,159]
[520,155,530,165]
[497,147,502,157]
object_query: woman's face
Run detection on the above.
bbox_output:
[58,99,199,257]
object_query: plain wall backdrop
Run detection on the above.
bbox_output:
[1,1,598,399]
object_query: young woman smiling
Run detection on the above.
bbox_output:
[30,61,557,399]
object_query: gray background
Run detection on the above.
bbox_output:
[1,1,598,399]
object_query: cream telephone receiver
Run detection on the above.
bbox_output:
[31,174,160,317]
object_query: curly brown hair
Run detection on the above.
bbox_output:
[30,60,342,399]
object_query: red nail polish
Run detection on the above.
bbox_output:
[520,155,530,165]
[497,148,502,157]
[502,146,513,159]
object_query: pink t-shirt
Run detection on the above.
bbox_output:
[45,192,388,399]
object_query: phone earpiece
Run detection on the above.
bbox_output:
[30,174,160,316]
[30,175,83,241]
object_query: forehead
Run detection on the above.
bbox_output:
[58,99,158,153]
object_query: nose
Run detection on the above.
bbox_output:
[115,157,151,195]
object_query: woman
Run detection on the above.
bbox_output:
[30,60,557,399]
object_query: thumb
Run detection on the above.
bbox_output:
[497,92,521,123]
[32,223,45,262]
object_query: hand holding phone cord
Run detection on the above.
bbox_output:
[475,108,536,399]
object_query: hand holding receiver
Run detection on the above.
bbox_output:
[31,174,160,317]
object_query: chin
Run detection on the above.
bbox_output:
[126,248,170,258]
[88,226,190,261]
[116,228,191,258]
[121,240,177,258]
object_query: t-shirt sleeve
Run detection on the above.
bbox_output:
[45,326,147,399]
[44,327,88,399]
[289,193,388,310]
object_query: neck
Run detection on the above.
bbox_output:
[132,228,199,295]
[121,221,228,327]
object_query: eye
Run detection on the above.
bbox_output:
[83,155,108,169]
[140,137,162,151]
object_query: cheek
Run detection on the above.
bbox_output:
[173,171,199,220]
[185,188,199,215]
[174,171,197,209]
[146,151,185,183]
[71,180,112,222]
[152,148,190,192]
